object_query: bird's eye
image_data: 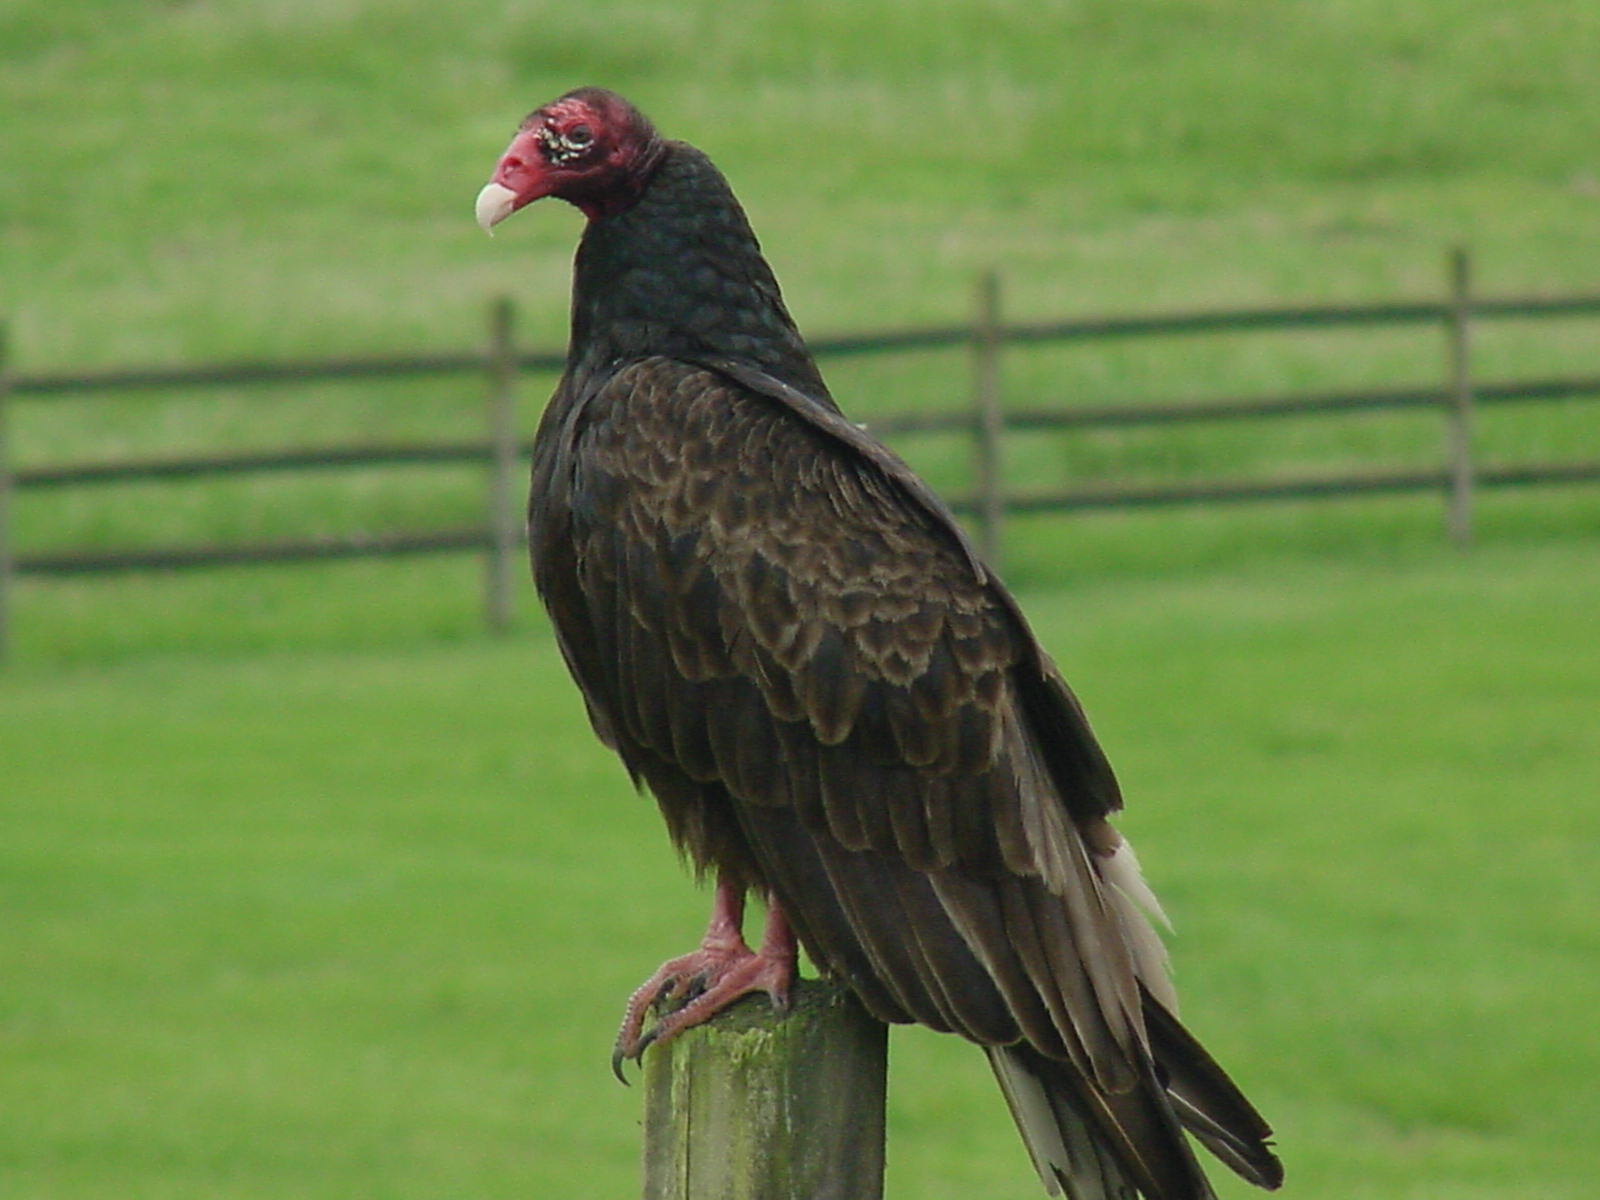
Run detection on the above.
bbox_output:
[541,121,596,165]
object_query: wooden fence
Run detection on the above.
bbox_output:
[2,248,1599,662]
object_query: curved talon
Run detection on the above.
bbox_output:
[608,883,799,1082]
[633,1025,663,1059]
[613,959,791,1067]
[610,1020,665,1084]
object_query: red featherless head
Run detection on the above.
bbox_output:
[476,87,666,229]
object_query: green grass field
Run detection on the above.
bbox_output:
[4,1,1600,1197]
[5,543,1599,1198]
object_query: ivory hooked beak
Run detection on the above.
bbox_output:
[475,181,519,235]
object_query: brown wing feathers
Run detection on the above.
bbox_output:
[576,361,1139,1056]
[554,356,1274,1198]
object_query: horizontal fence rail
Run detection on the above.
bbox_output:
[959,461,1600,516]
[16,373,1599,491]
[9,351,563,396]
[14,441,500,488]
[15,528,492,576]
[2,248,1598,661]
[867,373,1600,438]
[14,297,1600,400]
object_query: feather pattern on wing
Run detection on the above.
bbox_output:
[530,353,1279,1196]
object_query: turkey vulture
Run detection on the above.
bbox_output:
[476,87,1282,1200]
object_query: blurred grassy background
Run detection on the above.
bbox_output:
[6,547,1599,1199]
[3,1,1599,1197]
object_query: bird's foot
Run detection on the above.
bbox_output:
[611,922,795,1082]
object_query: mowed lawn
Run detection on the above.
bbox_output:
[3,539,1597,1200]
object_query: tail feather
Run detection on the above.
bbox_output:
[988,1045,1139,1199]
[986,995,1281,1200]
[1142,988,1284,1191]
[988,1044,1215,1200]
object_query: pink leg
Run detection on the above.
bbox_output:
[611,876,797,1081]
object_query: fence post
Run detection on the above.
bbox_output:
[971,269,1005,570]
[0,321,13,667]
[1444,246,1476,547]
[641,978,887,1200]
[485,296,520,632]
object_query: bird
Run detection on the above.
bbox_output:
[476,87,1283,1200]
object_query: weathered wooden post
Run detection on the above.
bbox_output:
[641,978,888,1200]
[0,321,13,667]
[1444,246,1476,547]
[971,269,1005,570]
[485,296,521,632]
